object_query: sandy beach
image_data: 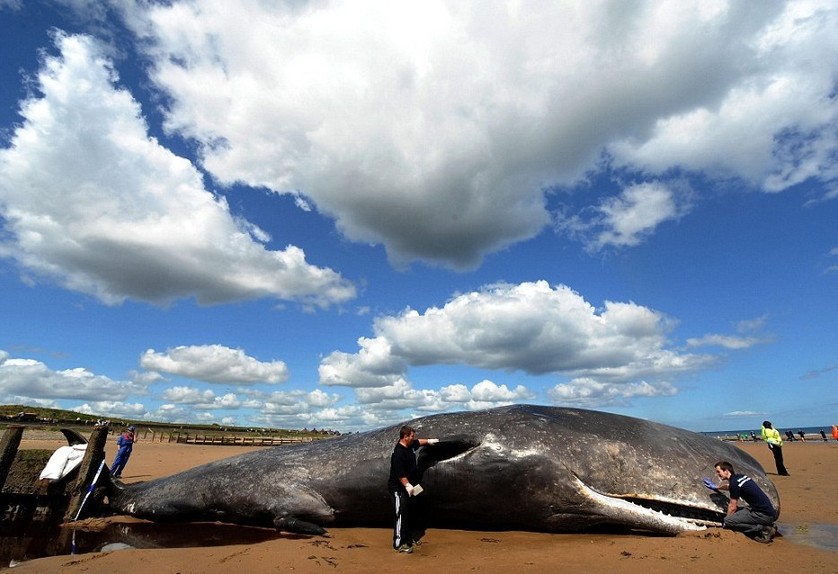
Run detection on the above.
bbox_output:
[9,435,838,573]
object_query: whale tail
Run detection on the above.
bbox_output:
[60,428,88,446]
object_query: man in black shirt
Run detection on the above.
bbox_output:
[388,425,439,553]
[710,460,778,543]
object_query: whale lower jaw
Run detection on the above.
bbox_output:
[572,475,724,535]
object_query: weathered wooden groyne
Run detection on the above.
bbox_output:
[0,425,109,527]
[138,429,315,446]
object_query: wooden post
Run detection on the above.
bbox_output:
[64,425,109,521]
[0,425,24,490]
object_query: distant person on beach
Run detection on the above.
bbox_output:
[820,429,827,441]
[388,425,439,554]
[797,430,806,442]
[833,425,838,442]
[707,461,778,544]
[785,430,795,442]
[111,425,136,479]
[760,421,789,476]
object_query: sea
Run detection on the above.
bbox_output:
[701,425,836,440]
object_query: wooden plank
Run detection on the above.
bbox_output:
[0,425,24,490]
[64,426,108,521]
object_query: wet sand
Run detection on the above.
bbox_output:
[10,436,838,573]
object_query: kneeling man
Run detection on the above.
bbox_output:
[711,460,778,543]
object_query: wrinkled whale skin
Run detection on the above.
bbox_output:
[108,405,778,535]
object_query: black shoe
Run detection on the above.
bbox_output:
[753,527,775,544]
[396,544,414,554]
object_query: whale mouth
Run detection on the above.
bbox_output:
[615,496,726,526]
[572,474,725,534]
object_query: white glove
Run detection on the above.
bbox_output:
[404,483,415,496]
[427,438,439,445]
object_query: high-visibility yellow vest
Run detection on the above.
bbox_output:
[761,426,783,446]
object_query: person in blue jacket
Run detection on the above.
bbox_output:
[111,425,136,479]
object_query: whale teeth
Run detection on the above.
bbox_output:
[571,473,723,533]
[620,496,724,525]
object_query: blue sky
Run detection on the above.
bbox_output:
[0,1,835,433]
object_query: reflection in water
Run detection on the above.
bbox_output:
[2,522,280,568]
[777,523,838,551]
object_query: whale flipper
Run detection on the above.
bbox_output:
[268,485,334,535]
[274,516,328,535]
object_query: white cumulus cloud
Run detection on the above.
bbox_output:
[72,401,147,419]
[160,386,241,409]
[321,281,708,387]
[140,344,289,384]
[559,181,694,251]
[112,0,838,267]
[686,334,768,350]
[548,377,677,408]
[319,281,711,410]
[0,32,355,307]
[0,351,145,402]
